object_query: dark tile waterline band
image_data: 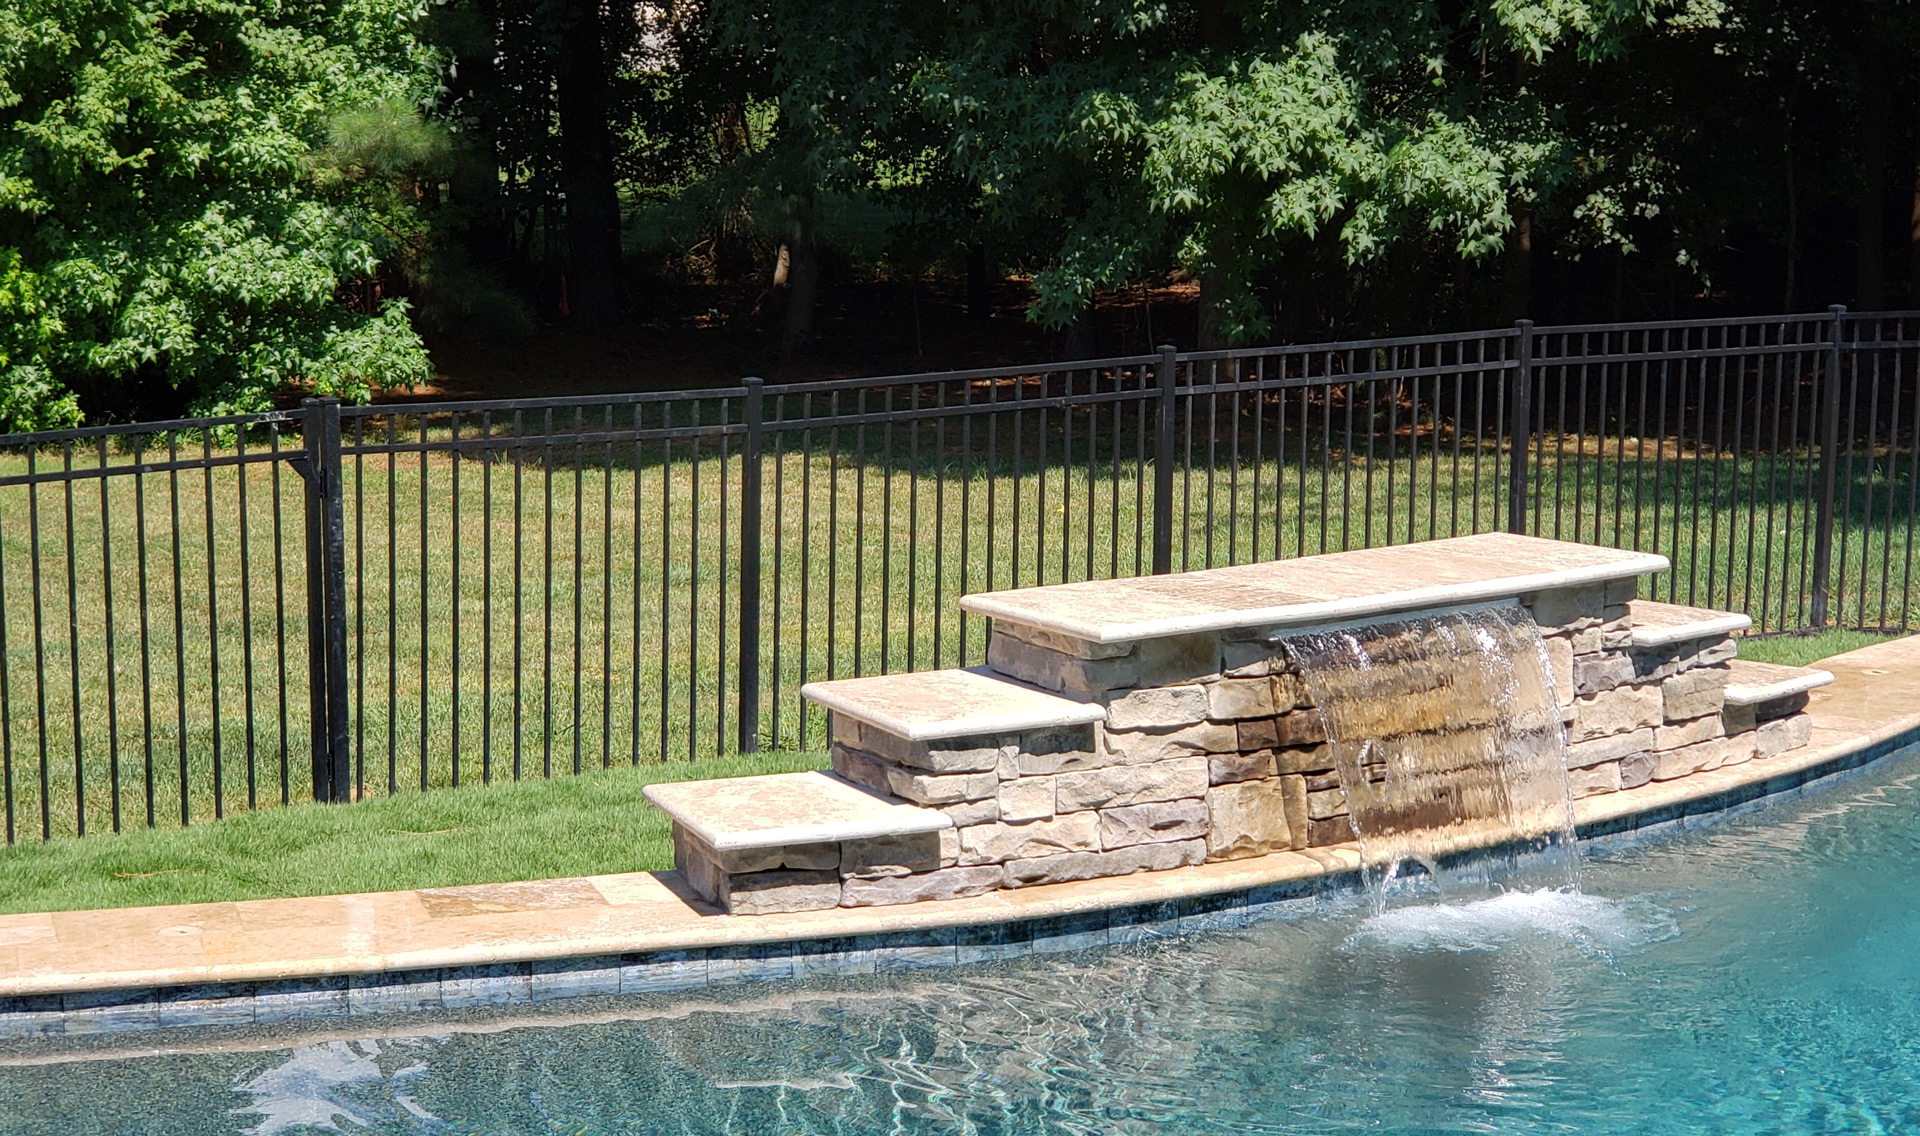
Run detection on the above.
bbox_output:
[4,726,1914,1045]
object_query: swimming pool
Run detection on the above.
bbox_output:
[4,744,1917,1135]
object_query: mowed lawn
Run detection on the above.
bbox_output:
[0,408,1914,843]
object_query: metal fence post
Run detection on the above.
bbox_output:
[300,398,351,802]
[737,378,764,754]
[1154,345,1178,574]
[1811,305,1848,627]
[1507,320,1534,535]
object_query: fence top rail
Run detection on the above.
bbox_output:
[1175,326,1520,366]
[335,386,748,420]
[0,407,305,449]
[759,352,1164,399]
[1528,309,1920,338]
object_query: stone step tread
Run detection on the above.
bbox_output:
[1626,599,1752,649]
[643,771,950,852]
[1722,659,1834,706]
[801,666,1104,741]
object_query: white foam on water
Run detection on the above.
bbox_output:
[1346,888,1671,958]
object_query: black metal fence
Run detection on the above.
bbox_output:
[2,307,1915,840]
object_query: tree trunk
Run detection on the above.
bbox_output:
[966,242,990,321]
[1503,206,1533,321]
[556,0,624,327]
[1060,305,1096,359]
[1197,272,1231,350]
[1856,39,1888,311]
[781,193,819,353]
[1911,89,1920,302]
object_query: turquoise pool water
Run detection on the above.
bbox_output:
[4,750,1919,1134]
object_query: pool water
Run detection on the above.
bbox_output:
[5,750,1920,1135]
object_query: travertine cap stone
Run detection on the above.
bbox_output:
[1722,659,1835,706]
[1626,599,1752,649]
[643,770,951,852]
[960,533,1669,644]
[800,666,1105,741]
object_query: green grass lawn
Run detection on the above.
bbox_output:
[1731,628,1900,667]
[0,750,823,916]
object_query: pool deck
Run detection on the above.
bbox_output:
[2,636,1918,1019]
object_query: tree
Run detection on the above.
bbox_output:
[0,0,444,425]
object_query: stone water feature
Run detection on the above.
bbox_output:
[645,533,1833,915]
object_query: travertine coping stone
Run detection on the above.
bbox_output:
[1651,732,1759,781]
[1566,727,1655,769]
[1574,651,1637,696]
[1207,677,1284,720]
[1654,713,1725,751]
[840,832,944,879]
[1568,684,1662,742]
[1106,684,1210,731]
[1569,762,1623,798]
[959,533,1667,644]
[998,777,1056,823]
[1629,637,1737,684]
[1205,776,1305,859]
[1626,599,1752,648]
[1756,712,1814,757]
[1237,713,1327,751]
[1619,751,1656,789]
[1098,798,1210,850]
[1002,839,1207,888]
[1663,665,1729,721]
[802,667,1105,742]
[644,770,951,853]
[887,767,998,807]
[1723,659,1836,706]
[1722,701,1758,735]
[840,866,1004,908]
[957,813,1100,864]
[1210,750,1276,785]
[1095,721,1237,765]
[1056,757,1209,811]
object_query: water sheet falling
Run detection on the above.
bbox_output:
[1281,605,1578,897]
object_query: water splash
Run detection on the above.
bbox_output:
[1281,605,1578,902]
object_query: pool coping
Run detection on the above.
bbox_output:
[2,636,1917,1040]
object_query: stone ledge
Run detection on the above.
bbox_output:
[959,533,1668,645]
[643,771,950,852]
[1722,659,1834,707]
[800,667,1104,741]
[1626,599,1752,648]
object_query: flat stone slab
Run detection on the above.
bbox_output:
[643,771,950,852]
[1627,599,1752,648]
[960,533,1669,644]
[801,667,1104,740]
[1723,658,1834,706]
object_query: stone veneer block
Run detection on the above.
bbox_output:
[1630,637,1738,684]
[1568,762,1623,798]
[886,767,998,807]
[646,770,951,853]
[1205,778,1298,860]
[1756,712,1814,758]
[840,832,944,879]
[1098,721,1238,764]
[1663,665,1729,721]
[1106,684,1210,731]
[1651,733,1759,781]
[1002,839,1207,888]
[1236,713,1327,751]
[1626,599,1752,648]
[1619,751,1656,789]
[1722,701,1759,735]
[1543,636,1576,705]
[1570,684,1662,742]
[1055,757,1208,811]
[997,777,1057,822]
[1210,749,1276,784]
[957,813,1101,864]
[1654,713,1725,751]
[1573,651,1637,696]
[1206,676,1285,720]
[1098,798,1210,849]
[1566,727,1654,769]
[802,667,1106,740]
[959,533,1667,644]
[840,865,1005,907]
[1527,583,1610,631]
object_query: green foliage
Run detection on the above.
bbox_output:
[0,0,444,422]
[0,248,79,431]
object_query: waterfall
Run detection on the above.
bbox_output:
[1281,605,1578,899]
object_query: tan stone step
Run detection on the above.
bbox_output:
[801,666,1105,741]
[1722,658,1834,707]
[643,770,950,852]
[1626,599,1751,649]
